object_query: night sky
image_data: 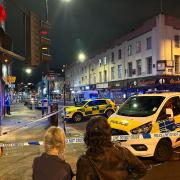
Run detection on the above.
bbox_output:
[4,0,180,83]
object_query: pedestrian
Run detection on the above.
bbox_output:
[76,116,147,180]
[5,94,11,115]
[32,126,74,180]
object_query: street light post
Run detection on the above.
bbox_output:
[62,65,66,106]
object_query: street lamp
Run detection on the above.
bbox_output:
[45,0,72,22]
[25,68,32,75]
[78,52,87,63]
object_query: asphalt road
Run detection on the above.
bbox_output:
[0,104,180,180]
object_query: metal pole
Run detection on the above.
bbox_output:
[45,0,49,22]
[42,73,44,116]
[63,69,66,106]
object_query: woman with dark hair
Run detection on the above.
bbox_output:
[76,116,147,180]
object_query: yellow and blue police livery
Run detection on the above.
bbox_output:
[64,99,116,122]
[108,92,180,162]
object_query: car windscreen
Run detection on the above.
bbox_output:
[75,100,88,107]
[117,96,165,117]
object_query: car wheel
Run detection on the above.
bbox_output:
[105,109,114,118]
[153,139,172,162]
[72,113,83,123]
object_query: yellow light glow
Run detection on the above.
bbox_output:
[25,68,32,74]
[78,52,86,63]
[42,47,48,50]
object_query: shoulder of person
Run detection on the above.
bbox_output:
[77,154,90,165]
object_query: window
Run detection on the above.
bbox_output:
[99,59,102,66]
[104,70,107,82]
[128,45,132,56]
[90,74,92,84]
[81,77,84,84]
[96,100,107,105]
[136,41,141,53]
[175,35,180,48]
[118,65,122,78]
[82,67,84,73]
[118,49,122,59]
[111,52,114,62]
[175,55,180,74]
[103,57,107,65]
[136,60,142,76]
[128,62,133,77]
[158,97,180,121]
[146,57,152,74]
[85,66,87,73]
[147,37,152,49]
[93,73,96,83]
[99,71,102,83]
[111,67,115,80]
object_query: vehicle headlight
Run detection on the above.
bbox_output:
[130,122,152,134]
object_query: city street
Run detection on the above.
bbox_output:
[0,104,179,180]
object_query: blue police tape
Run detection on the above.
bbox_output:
[0,131,180,148]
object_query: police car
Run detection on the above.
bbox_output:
[108,92,180,162]
[64,99,116,122]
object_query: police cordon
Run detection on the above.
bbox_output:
[0,132,180,148]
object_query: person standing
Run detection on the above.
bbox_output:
[5,94,11,115]
[76,116,147,180]
[32,126,74,180]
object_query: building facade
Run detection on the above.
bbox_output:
[66,14,180,103]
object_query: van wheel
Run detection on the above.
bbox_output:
[72,113,83,123]
[154,139,172,162]
[105,109,114,118]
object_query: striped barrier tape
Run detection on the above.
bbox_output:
[0,107,64,137]
[0,131,180,147]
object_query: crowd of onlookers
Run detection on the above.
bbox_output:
[32,116,147,180]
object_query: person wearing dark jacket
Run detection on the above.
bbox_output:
[76,116,147,180]
[32,126,74,180]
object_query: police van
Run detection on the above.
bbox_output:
[108,92,180,162]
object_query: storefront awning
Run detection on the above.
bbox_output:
[0,46,25,61]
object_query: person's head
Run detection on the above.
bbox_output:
[44,126,65,156]
[84,116,112,151]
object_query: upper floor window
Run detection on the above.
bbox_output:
[136,41,141,53]
[175,35,180,48]
[175,55,180,74]
[111,67,115,80]
[128,62,133,77]
[111,52,115,63]
[82,67,84,73]
[118,49,122,59]
[118,65,122,79]
[128,45,132,56]
[104,70,107,82]
[147,37,152,49]
[99,71,102,83]
[99,59,102,66]
[136,59,142,76]
[146,57,152,74]
[103,57,107,65]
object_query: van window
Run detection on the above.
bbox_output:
[118,96,165,117]
[158,96,180,120]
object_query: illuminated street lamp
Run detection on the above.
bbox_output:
[78,52,87,63]
[25,68,32,74]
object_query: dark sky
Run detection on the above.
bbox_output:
[4,0,180,83]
